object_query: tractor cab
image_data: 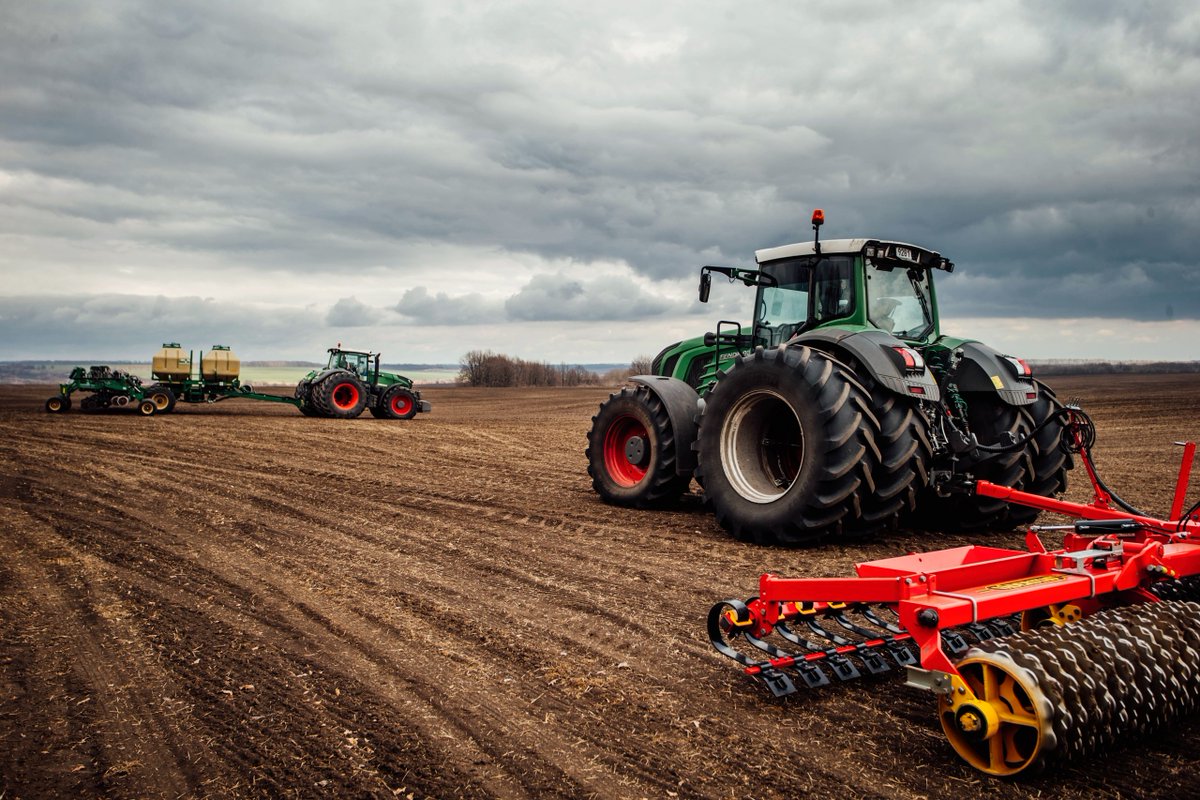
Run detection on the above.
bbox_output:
[700,211,954,351]
[326,348,379,383]
[750,237,950,348]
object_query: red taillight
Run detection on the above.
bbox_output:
[1004,355,1033,377]
[909,386,926,395]
[1027,392,1037,399]
[892,346,925,371]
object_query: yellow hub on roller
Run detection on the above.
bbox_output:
[1020,602,1083,631]
[939,652,1056,776]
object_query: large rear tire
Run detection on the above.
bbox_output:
[313,371,368,419]
[854,376,930,534]
[695,346,874,545]
[586,384,692,507]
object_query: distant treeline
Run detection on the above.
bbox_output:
[458,350,606,387]
[1031,361,1200,376]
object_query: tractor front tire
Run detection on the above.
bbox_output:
[45,396,71,413]
[695,345,874,545]
[378,386,419,420]
[313,372,368,419]
[586,384,692,507]
[146,385,177,414]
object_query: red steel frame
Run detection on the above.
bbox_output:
[729,430,1200,682]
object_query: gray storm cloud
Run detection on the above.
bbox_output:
[394,287,505,325]
[1,0,1198,360]
[505,273,672,321]
[0,295,317,359]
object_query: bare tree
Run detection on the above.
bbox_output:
[630,354,653,374]
[457,351,603,387]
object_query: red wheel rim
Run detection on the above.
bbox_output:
[602,414,650,487]
[332,383,360,410]
[390,393,413,415]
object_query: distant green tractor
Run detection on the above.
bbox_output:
[294,347,429,420]
[586,210,1072,544]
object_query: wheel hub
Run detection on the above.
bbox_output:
[720,389,804,504]
[625,435,648,466]
[603,414,652,487]
[953,702,998,742]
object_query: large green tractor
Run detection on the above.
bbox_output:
[586,210,1072,544]
[295,347,430,420]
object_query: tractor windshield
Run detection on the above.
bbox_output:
[328,351,372,376]
[865,262,934,340]
[756,256,855,346]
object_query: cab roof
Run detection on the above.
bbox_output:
[755,238,952,271]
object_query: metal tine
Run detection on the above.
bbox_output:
[832,606,892,640]
[775,622,860,681]
[775,621,824,651]
[830,605,932,666]
[805,616,852,646]
[806,614,883,677]
[825,609,893,675]
[744,630,797,660]
[805,617,886,677]
[862,605,907,635]
[748,624,834,690]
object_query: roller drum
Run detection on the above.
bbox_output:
[943,601,1200,775]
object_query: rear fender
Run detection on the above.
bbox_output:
[311,368,349,384]
[952,342,1036,406]
[793,329,941,402]
[629,375,701,476]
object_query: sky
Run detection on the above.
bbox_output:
[1,0,1199,364]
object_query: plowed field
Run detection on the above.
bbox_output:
[2,375,1199,799]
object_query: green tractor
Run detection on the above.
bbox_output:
[294,347,430,420]
[586,210,1072,544]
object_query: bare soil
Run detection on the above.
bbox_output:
[2,375,1199,799]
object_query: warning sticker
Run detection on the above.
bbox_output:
[990,375,1004,390]
[984,574,1067,592]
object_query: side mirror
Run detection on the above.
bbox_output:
[699,272,711,303]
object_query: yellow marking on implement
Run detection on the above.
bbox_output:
[984,574,1067,592]
[990,375,1004,389]
[722,610,751,627]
